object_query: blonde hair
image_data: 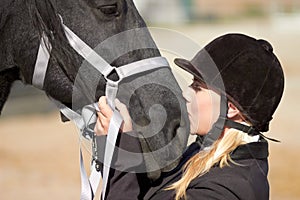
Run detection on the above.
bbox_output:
[167,128,248,200]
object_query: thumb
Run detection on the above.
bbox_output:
[115,99,132,132]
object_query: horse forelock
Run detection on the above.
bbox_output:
[27,0,58,34]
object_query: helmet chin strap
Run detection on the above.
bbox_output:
[197,94,280,148]
[224,119,280,143]
[224,119,260,136]
[197,93,228,150]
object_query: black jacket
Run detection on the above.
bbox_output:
[105,133,269,200]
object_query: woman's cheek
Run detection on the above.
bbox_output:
[188,113,196,134]
[188,103,200,134]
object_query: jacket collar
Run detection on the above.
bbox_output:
[230,138,269,160]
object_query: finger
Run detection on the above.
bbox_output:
[98,96,113,118]
[94,117,107,136]
[115,99,131,119]
[97,111,110,131]
[115,99,132,132]
[98,96,107,111]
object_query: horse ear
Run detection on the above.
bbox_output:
[60,112,70,122]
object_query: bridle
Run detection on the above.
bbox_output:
[32,16,169,200]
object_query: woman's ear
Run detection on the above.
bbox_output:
[227,102,241,120]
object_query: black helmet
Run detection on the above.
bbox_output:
[174,33,284,132]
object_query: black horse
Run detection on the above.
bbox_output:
[0,0,189,180]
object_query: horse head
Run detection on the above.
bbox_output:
[0,0,189,180]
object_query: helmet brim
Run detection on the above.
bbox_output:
[174,58,204,82]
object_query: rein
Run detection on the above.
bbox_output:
[32,17,169,200]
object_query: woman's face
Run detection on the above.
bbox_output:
[182,80,221,135]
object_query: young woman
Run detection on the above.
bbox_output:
[94,33,285,200]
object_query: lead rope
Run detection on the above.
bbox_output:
[32,18,169,200]
[50,98,100,200]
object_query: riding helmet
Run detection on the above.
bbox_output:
[174,33,284,132]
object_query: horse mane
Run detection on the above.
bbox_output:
[0,0,16,34]
[26,0,79,80]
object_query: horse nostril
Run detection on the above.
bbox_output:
[98,4,119,16]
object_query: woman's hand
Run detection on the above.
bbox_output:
[94,96,132,136]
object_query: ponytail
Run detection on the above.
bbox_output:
[167,128,248,200]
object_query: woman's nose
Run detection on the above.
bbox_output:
[182,87,194,103]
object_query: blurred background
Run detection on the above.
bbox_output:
[1,0,299,199]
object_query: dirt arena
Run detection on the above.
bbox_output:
[1,21,299,199]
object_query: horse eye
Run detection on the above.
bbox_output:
[98,4,119,16]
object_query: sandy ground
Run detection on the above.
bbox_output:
[1,21,300,200]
